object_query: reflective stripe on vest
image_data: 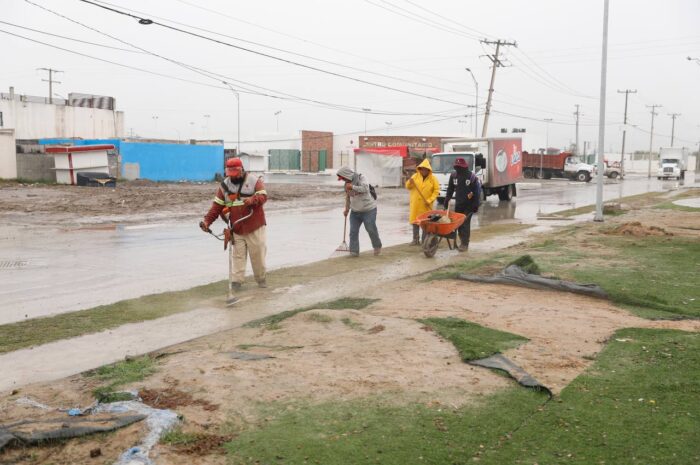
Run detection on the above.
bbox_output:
[220,174,260,207]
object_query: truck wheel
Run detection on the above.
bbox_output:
[535,170,545,180]
[498,185,513,201]
[544,172,552,180]
[608,171,618,179]
[576,171,590,182]
[523,169,533,178]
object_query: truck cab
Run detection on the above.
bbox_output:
[563,156,596,181]
[656,147,689,180]
[431,152,482,201]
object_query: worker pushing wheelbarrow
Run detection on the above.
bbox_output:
[413,208,466,257]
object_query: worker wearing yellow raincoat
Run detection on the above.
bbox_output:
[406,158,440,245]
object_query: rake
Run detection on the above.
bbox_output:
[335,193,351,253]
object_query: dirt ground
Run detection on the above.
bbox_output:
[0,179,345,223]
[1,194,698,465]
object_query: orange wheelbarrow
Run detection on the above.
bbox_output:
[413,209,466,258]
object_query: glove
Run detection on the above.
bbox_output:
[344,182,353,192]
[243,197,255,207]
[199,221,210,233]
[343,209,349,217]
[473,207,479,214]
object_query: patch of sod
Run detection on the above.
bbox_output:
[570,237,700,319]
[305,312,333,323]
[225,388,547,465]
[84,356,156,402]
[654,201,700,212]
[419,317,528,361]
[244,297,378,328]
[427,257,504,281]
[507,254,541,275]
[479,328,700,465]
[0,281,226,354]
[341,317,363,331]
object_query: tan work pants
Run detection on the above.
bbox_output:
[229,226,267,284]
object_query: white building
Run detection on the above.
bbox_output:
[0,87,125,178]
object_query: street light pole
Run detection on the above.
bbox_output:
[542,118,552,179]
[594,0,610,222]
[222,82,241,154]
[362,108,371,138]
[465,68,478,138]
[274,110,282,133]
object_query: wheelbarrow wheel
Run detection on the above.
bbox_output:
[422,233,441,258]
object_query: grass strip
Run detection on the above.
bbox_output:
[0,281,225,354]
[84,356,156,402]
[244,297,378,328]
[226,388,546,465]
[480,328,700,464]
[653,201,700,212]
[420,317,528,361]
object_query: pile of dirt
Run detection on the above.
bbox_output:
[167,433,234,456]
[605,221,672,237]
[139,387,219,411]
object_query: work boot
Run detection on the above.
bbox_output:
[374,248,382,256]
[230,282,242,291]
[226,293,239,307]
[257,279,267,288]
[458,243,469,252]
[410,239,420,246]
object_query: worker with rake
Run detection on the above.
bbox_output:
[405,158,440,245]
[336,166,383,257]
[200,157,268,305]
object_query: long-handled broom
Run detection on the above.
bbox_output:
[334,192,351,253]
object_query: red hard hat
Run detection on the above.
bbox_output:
[225,158,243,176]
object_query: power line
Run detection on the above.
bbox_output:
[37,67,62,103]
[81,0,477,99]
[73,0,473,108]
[0,28,459,117]
[398,0,495,40]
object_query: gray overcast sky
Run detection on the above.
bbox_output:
[3,0,700,153]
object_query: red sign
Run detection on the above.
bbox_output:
[490,138,523,187]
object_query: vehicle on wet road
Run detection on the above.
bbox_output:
[522,150,595,182]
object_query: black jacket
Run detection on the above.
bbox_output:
[444,170,481,213]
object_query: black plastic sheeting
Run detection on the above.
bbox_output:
[0,414,146,451]
[469,354,552,397]
[458,265,608,299]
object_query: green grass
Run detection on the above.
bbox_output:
[654,201,700,212]
[226,388,547,465]
[161,428,203,446]
[341,317,364,331]
[507,254,541,275]
[224,328,700,465]
[419,317,528,361]
[84,356,156,402]
[569,237,700,319]
[0,281,226,354]
[554,191,666,217]
[479,328,700,465]
[244,297,378,328]
[427,257,502,281]
[306,312,333,323]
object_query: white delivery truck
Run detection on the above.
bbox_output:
[432,137,523,202]
[657,147,689,180]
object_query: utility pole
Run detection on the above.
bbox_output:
[617,89,636,178]
[574,104,581,155]
[37,68,63,104]
[646,104,662,178]
[465,68,478,138]
[594,0,610,222]
[668,113,681,146]
[480,39,517,137]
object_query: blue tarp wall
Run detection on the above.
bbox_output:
[38,139,223,181]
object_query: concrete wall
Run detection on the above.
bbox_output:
[0,129,16,179]
[0,95,124,140]
[301,130,333,171]
[16,152,55,182]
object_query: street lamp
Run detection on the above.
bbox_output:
[152,115,159,137]
[222,82,241,155]
[687,56,700,66]
[458,119,469,134]
[203,114,211,139]
[189,121,195,139]
[465,68,478,137]
[274,110,282,133]
[362,108,371,137]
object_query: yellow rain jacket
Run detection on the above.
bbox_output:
[406,158,440,223]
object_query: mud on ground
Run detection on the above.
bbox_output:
[1,195,698,464]
[0,179,345,222]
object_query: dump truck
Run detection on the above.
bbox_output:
[522,150,595,182]
[657,147,689,180]
[432,137,522,201]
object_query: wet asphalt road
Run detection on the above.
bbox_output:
[0,173,695,325]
